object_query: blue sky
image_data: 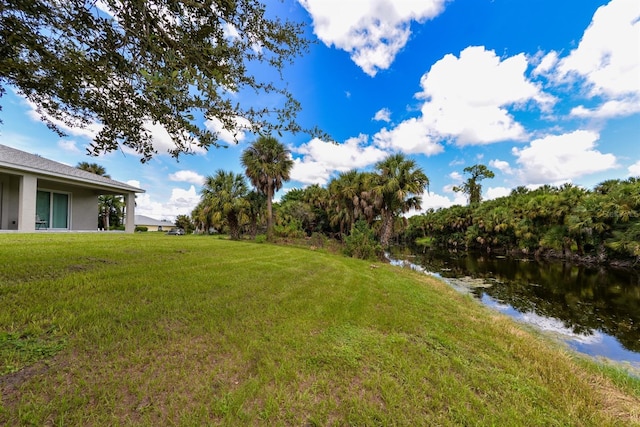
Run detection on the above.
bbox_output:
[1,0,639,220]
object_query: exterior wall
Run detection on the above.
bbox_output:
[0,171,139,233]
[37,179,98,231]
[136,223,172,232]
[18,174,37,232]
[125,192,136,233]
[0,173,20,230]
[71,188,98,230]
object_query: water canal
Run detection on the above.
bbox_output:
[388,247,640,372]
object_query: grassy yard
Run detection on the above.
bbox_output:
[1,233,639,426]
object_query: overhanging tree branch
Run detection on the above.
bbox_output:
[1,0,318,162]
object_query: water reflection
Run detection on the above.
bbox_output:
[389,247,640,366]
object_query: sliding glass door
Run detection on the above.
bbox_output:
[36,190,69,229]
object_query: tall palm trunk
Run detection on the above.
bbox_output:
[266,186,274,240]
[380,210,394,247]
[228,214,240,240]
[104,206,110,230]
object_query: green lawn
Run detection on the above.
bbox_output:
[1,233,638,425]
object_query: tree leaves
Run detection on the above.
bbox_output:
[1,0,311,161]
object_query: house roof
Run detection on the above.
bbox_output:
[134,215,175,227]
[0,144,144,193]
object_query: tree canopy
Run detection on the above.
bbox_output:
[453,164,495,205]
[408,178,640,263]
[198,170,249,239]
[241,135,293,239]
[76,161,110,177]
[1,0,311,161]
[373,154,429,247]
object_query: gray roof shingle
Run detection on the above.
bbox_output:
[0,144,144,193]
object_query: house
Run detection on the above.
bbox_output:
[134,215,176,232]
[0,144,144,232]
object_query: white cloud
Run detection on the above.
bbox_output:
[570,99,640,119]
[373,108,392,122]
[532,51,559,77]
[223,23,240,40]
[485,186,512,200]
[21,91,207,158]
[629,161,640,176]
[168,170,205,186]
[419,190,466,211]
[449,171,463,181]
[298,0,448,76]
[416,46,555,146]
[94,0,115,17]
[512,130,618,185]
[134,185,200,221]
[489,159,513,175]
[134,193,167,219]
[290,158,333,186]
[24,96,102,140]
[553,0,640,118]
[373,118,443,155]
[557,0,640,98]
[291,134,388,185]
[373,46,556,155]
[57,140,82,154]
[204,116,252,145]
[140,121,207,156]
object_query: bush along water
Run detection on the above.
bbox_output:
[406,179,640,269]
[343,220,384,261]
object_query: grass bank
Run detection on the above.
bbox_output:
[1,233,638,425]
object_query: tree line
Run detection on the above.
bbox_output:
[190,146,640,266]
[79,153,639,267]
[406,178,640,266]
[189,136,429,251]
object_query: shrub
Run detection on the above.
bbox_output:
[274,221,305,239]
[343,221,383,261]
[309,232,326,248]
[135,226,148,232]
[255,234,267,243]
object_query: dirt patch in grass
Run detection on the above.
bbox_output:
[0,359,56,410]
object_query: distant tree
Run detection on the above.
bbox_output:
[241,136,294,240]
[327,170,376,238]
[191,202,213,235]
[76,162,110,177]
[200,170,249,240]
[373,154,429,247]
[453,164,495,205]
[175,214,194,234]
[1,0,315,161]
[98,195,123,230]
[244,190,267,237]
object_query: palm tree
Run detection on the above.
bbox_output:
[191,201,214,234]
[98,195,124,230]
[76,162,110,178]
[241,136,294,240]
[244,190,267,237]
[373,154,429,247]
[328,170,362,236]
[200,170,249,239]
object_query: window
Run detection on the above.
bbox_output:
[36,190,69,229]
